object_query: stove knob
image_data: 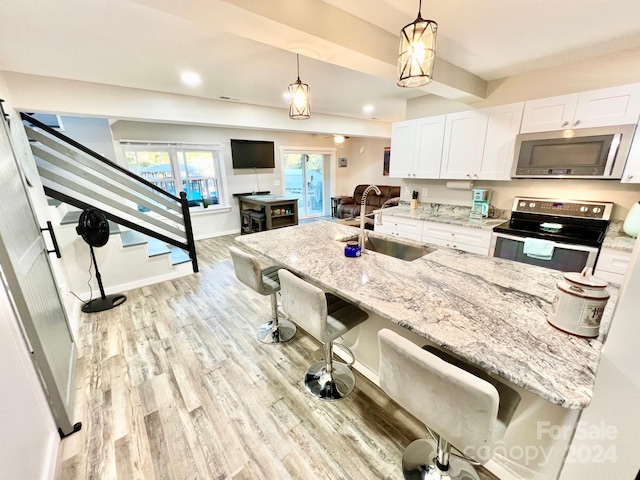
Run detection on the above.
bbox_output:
[529,202,536,208]
[519,201,526,208]
[593,207,602,214]
[580,206,589,213]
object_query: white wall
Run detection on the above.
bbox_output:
[407,46,640,117]
[3,71,392,139]
[58,115,118,161]
[334,137,402,196]
[560,239,640,479]
[110,120,341,236]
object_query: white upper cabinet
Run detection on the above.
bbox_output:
[440,111,486,180]
[621,128,640,183]
[521,84,640,133]
[390,116,445,179]
[440,103,524,180]
[414,116,446,178]
[477,103,524,180]
[389,120,416,178]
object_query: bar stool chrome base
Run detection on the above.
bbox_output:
[256,318,296,344]
[304,360,356,401]
[402,439,480,480]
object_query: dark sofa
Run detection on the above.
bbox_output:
[336,184,401,223]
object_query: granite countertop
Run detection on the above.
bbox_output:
[602,221,636,253]
[236,221,618,409]
[377,204,507,230]
[384,205,636,253]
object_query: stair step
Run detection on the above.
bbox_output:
[168,246,191,266]
[120,230,148,248]
[146,237,171,257]
[121,231,190,266]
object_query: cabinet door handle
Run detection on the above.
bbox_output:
[466,174,471,178]
[627,174,634,180]
[561,121,569,127]
[573,120,581,126]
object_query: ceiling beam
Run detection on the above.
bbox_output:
[129,0,487,101]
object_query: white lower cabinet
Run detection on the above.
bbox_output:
[375,216,493,255]
[594,248,632,284]
[422,221,492,255]
[374,215,424,242]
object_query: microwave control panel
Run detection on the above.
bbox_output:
[511,197,613,220]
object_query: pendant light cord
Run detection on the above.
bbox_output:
[296,54,301,81]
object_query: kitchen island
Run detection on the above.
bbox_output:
[236,221,618,479]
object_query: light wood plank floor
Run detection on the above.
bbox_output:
[56,234,498,480]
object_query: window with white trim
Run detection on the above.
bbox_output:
[120,142,226,209]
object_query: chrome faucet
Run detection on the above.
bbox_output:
[375,196,401,226]
[359,185,381,251]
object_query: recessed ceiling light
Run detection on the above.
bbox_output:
[180,71,202,87]
[363,105,375,114]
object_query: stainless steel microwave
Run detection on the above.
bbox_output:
[511,124,637,179]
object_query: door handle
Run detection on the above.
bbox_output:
[41,221,62,258]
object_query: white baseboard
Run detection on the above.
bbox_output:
[195,228,241,240]
[75,263,193,299]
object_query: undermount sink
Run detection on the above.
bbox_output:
[364,236,435,261]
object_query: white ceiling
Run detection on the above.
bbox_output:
[1,0,640,123]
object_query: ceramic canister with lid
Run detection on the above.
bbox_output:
[547,268,610,337]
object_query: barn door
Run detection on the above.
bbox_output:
[0,114,79,436]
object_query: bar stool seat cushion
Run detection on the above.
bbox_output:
[228,246,280,296]
[422,345,521,444]
[278,271,367,343]
[378,330,502,462]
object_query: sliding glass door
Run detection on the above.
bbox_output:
[282,150,329,219]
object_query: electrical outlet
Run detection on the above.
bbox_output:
[273,180,281,186]
[421,188,429,198]
[402,187,411,198]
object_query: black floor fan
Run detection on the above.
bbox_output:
[76,208,127,313]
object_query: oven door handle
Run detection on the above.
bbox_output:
[490,232,600,254]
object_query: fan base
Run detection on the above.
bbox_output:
[82,294,127,313]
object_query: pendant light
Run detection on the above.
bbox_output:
[397,0,438,88]
[288,54,311,119]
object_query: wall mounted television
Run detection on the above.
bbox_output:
[231,139,275,169]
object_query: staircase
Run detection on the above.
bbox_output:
[22,112,198,273]
[19,113,199,314]
[51,204,194,305]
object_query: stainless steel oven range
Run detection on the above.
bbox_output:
[490,197,613,272]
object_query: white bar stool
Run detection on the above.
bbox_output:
[228,246,296,344]
[278,269,368,401]
[378,329,521,480]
